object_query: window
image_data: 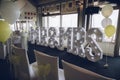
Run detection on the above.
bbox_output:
[62,14,78,28]
[42,17,48,27]
[42,13,78,29]
[91,9,119,42]
[10,21,34,32]
[42,15,60,28]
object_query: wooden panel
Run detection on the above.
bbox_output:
[114,7,120,56]
[61,1,78,14]
[40,0,57,4]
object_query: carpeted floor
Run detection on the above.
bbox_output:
[0,42,120,80]
[0,59,13,80]
[28,42,120,80]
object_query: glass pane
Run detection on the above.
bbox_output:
[62,14,78,28]
[49,15,60,27]
[42,17,48,27]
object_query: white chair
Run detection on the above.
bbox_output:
[34,50,65,80]
[12,31,22,48]
[0,42,7,59]
[62,60,114,80]
[12,45,38,80]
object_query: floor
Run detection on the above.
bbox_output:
[0,42,120,80]
[0,59,13,80]
[28,42,120,80]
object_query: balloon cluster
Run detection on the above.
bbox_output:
[101,4,116,38]
[0,0,26,24]
[0,0,26,43]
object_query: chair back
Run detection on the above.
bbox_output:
[0,43,6,59]
[62,60,113,80]
[34,50,59,80]
[12,45,30,80]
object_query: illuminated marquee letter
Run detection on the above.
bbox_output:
[87,28,103,42]
[28,27,35,44]
[35,27,40,45]
[72,27,86,57]
[48,27,57,48]
[57,27,65,50]
[65,28,73,53]
[40,27,47,46]
[85,28,103,62]
[57,27,73,52]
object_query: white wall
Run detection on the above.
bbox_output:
[19,1,36,20]
[97,42,115,57]
[21,1,36,12]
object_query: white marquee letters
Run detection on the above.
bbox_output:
[28,27,103,62]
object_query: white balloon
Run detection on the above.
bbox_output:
[101,18,112,28]
[15,0,27,10]
[101,4,113,18]
[0,1,20,24]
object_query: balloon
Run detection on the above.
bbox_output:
[0,1,20,24]
[15,0,27,10]
[0,20,11,43]
[104,25,116,37]
[101,4,113,18]
[101,18,112,28]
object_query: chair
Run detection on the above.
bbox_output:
[11,45,38,80]
[34,50,65,80]
[62,60,114,80]
[12,31,22,48]
[0,42,6,59]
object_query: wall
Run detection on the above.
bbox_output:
[98,42,115,57]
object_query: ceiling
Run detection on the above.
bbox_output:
[28,0,59,7]
[28,0,40,6]
[28,0,120,7]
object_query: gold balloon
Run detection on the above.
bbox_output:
[104,25,116,37]
[101,4,113,18]
[0,20,11,43]
[44,64,51,76]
